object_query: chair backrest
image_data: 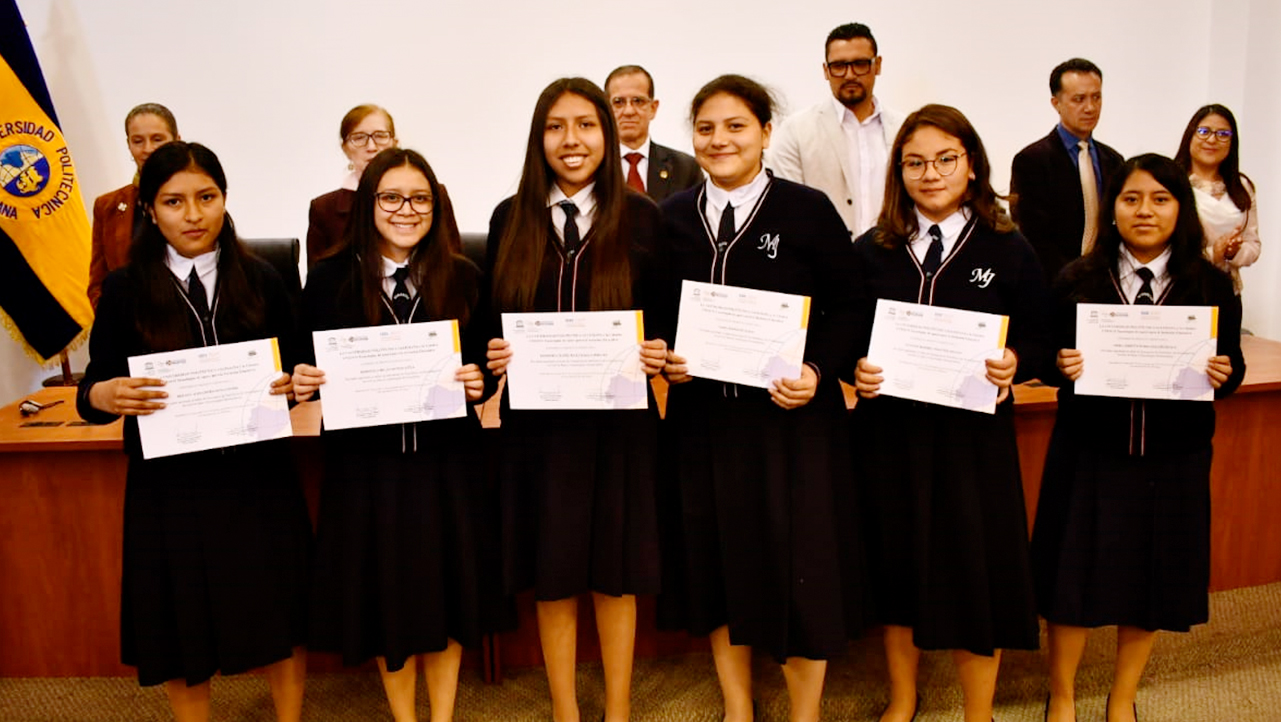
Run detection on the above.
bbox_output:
[460,232,487,269]
[241,237,302,301]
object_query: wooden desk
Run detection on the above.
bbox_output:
[3,338,1279,676]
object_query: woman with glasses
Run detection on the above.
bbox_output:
[659,74,862,722]
[1031,154,1243,722]
[1173,104,1260,294]
[306,105,461,267]
[849,104,1050,722]
[293,147,494,722]
[483,77,667,722]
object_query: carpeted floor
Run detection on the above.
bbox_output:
[2,583,1279,721]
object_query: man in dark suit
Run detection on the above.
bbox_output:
[604,65,703,202]
[1011,58,1125,283]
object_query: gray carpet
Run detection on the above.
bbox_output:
[3,583,1279,721]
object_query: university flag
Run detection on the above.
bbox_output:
[0,0,92,361]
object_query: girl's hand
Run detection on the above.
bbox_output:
[88,377,167,416]
[770,364,818,410]
[1056,349,1083,382]
[985,347,1018,403]
[269,372,294,401]
[457,363,485,402]
[292,363,325,402]
[640,338,668,377]
[1207,355,1233,389]
[854,357,883,399]
[486,338,512,376]
[664,350,693,384]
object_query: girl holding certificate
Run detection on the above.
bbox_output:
[1032,154,1244,722]
[659,75,862,722]
[292,148,495,722]
[849,104,1050,722]
[483,77,667,722]
[76,142,310,722]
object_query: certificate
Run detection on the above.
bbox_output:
[502,310,647,410]
[866,299,1008,414]
[312,320,467,430]
[1075,303,1217,401]
[673,280,809,389]
[129,338,292,459]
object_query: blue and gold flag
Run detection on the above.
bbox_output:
[0,0,92,361]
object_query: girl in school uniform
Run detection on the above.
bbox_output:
[1032,153,1244,722]
[77,141,310,722]
[659,74,862,722]
[292,148,493,722]
[483,77,668,722]
[849,104,1051,722]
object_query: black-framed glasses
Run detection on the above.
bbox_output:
[376,192,434,214]
[825,58,875,77]
[347,130,394,147]
[901,153,967,180]
[611,96,653,110]
[1194,126,1233,141]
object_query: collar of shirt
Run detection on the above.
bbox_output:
[909,207,970,263]
[704,166,770,234]
[620,141,650,161]
[831,94,882,128]
[1118,245,1172,303]
[165,244,219,305]
[340,169,361,191]
[380,254,415,299]
[548,182,597,243]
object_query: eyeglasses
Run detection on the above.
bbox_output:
[376,192,434,214]
[347,131,394,148]
[901,153,967,180]
[825,58,875,77]
[610,96,653,110]
[1194,126,1233,142]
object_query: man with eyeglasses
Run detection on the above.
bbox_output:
[1011,58,1125,284]
[604,65,702,202]
[768,22,903,238]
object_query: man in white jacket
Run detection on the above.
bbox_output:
[768,22,903,238]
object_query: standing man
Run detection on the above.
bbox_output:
[1010,58,1125,283]
[604,65,703,203]
[768,22,903,238]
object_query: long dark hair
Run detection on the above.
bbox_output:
[1075,154,1207,285]
[346,148,474,325]
[130,142,263,351]
[492,77,630,312]
[875,104,1012,248]
[1173,103,1252,212]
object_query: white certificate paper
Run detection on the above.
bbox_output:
[128,338,292,459]
[312,320,467,430]
[502,310,647,411]
[866,299,1009,414]
[673,280,810,389]
[1075,304,1217,402]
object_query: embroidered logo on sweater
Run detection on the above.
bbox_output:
[970,267,995,288]
[758,233,779,259]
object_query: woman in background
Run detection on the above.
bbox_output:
[77,141,310,722]
[1173,104,1259,294]
[89,102,179,308]
[1032,154,1244,722]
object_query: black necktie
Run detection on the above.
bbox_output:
[1134,266,1156,305]
[559,200,581,257]
[716,203,735,252]
[921,224,944,278]
[391,266,413,322]
[186,266,215,344]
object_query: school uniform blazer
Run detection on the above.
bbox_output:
[646,141,703,203]
[306,184,464,268]
[766,99,904,237]
[1010,128,1124,284]
[1042,256,1244,457]
[89,184,140,308]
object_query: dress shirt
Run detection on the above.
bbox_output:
[703,166,769,234]
[1117,245,1172,304]
[380,255,416,299]
[909,207,971,264]
[548,183,597,243]
[833,95,889,235]
[340,169,360,191]
[620,142,650,191]
[1056,124,1103,197]
[165,245,219,307]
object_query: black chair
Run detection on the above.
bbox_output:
[241,237,302,301]
[460,231,487,269]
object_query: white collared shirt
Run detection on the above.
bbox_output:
[165,245,219,306]
[380,255,416,300]
[704,166,769,234]
[909,207,971,264]
[548,183,597,242]
[620,141,650,191]
[1118,246,1172,304]
[832,95,889,236]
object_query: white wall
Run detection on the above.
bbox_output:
[4,0,1275,400]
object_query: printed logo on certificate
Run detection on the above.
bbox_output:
[1074,304,1217,402]
[129,337,293,459]
[866,299,1009,414]
[673,280,810,389]
[313,320,467,430]
[502,310,648,411]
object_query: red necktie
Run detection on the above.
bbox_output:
[625,152,645,193]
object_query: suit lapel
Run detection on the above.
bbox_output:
[817,104,854,193]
